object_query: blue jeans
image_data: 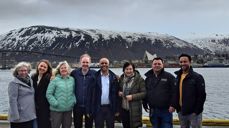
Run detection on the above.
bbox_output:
[33,119,38,128]
[150,108,173,128]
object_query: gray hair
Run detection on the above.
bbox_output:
[12,62,32,77]
[54,61,72,75]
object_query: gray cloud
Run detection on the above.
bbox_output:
[0,0,229,36]
[1,0,228,19]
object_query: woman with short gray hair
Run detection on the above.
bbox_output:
[46,61,76,128]
[8,62,36,128]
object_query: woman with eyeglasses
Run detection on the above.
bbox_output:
[8,62,36,128]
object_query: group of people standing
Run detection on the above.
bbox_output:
[8,53,206,128]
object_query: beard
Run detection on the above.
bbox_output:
[181,65,190,72]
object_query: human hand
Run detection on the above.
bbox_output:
[126,95,132,101]
[115,112,120,117]
[168,106,175,113]
[192,113,197,116]
[118,91,123,97]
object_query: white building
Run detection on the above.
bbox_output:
[143,50,157,63]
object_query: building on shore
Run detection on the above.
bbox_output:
[143,50,157,63]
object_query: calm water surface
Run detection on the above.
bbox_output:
[0,68,229,119]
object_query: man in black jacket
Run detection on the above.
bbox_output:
[143,57,177,128]
[175,53,206,128]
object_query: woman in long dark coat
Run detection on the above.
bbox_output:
[31,59,52,128]
[118,62,146,128]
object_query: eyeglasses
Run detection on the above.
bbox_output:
[18,70,28,72]
[100,62,108,64]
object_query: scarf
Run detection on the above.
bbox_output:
[122,73,135,110]
[16,75,31,86]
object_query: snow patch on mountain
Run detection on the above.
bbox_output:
[0,25,205,59]
[0,26,196,50]
[183,33,229,53]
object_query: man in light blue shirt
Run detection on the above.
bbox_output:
[101,74,110,105]
[93,58,120,128]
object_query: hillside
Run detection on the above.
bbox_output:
[183,33,229,53]
[0,25,204,62]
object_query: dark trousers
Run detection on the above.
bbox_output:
[121,108,130,128]
[50,110,72,128]
[36,108,51,128]
[73,106,93,128]
[150,108,173,128]
[10,120,33,128]
[95,105,114,128]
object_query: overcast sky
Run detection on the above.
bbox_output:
[0,0,229,38]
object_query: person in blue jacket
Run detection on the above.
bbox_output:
[46,61,76,128]
[71,54,96,128]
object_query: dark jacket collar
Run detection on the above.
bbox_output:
[77,68,95,76]
[174,66,194,76]
[96,69,116,77]
[145,68,165,77]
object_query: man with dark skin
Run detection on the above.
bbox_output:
[93,58,119,128]
[175,54,206,128]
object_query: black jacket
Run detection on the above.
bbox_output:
[32,73,51,128]
[143,69,177,109]
[174,67,206,115]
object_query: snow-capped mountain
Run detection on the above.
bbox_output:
[0,25,204,61]
[183,33,229,53]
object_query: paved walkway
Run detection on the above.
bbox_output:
[1,121,229,128]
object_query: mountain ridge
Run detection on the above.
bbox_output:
[0,25,217,62]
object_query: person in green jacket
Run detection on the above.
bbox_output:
[46,61,76,128]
